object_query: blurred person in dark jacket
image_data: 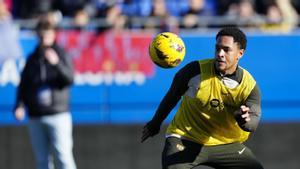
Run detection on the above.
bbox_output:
[13,18,76,169]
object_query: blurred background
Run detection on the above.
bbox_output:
[1,0,300,168]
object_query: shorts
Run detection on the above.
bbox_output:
[162,137,264,169]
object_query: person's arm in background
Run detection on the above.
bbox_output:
[46,45,74,86]
[276,0,298,30]
[13,59,31,121]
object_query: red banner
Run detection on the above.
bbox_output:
[56,30,155,77]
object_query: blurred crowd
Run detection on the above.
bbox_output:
[1,0,300,32]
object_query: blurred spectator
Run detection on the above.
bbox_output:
[183,0,216,16]
[120,0,152,17]
[105,2,128,31]
[276,0,298,30]
[164,0,189,17]
[53,0,89,17]
[13,18,76,169]
[73,8,90,30]
[13,0,53,19]
[180,0,217,29]
[254,0,272,14]
[0,0,22,64]
[118,0,152,29]
[181,13,200,29]
[13,0,90,19]
[3,0,12,12]
[90,0,128,32]
[224,0,264,27]
[0,0,10,19]
[42,10,63,27]
[144,0,179,32]
[291,0,300,15]
[8,0,300,31]
[265,4,283,24]
[260,0,298,32]
[215,0,238,15]
[91,0,116,18]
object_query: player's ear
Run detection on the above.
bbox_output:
[238,49,244,60]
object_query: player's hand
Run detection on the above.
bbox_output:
[240,105,251,122]
[45,48,59,65]
[141,120,161,143]
[14,106,25,121]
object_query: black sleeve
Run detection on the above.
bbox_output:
[14,58,31,109]
[151,61,200,124]
[53,45,74,85]
[234,84,262,132]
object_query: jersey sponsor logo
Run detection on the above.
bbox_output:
[176,144,185,151]
[210,99,220,107]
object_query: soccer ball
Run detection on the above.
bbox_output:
[149,32,185,68]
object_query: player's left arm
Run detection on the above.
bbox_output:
[234,84,262,132]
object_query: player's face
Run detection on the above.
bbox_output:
[38,29,56,47]
[214,36,244,75]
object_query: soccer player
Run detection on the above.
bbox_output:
[141,27,263,169]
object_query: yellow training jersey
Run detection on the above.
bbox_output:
[166,59,256,145]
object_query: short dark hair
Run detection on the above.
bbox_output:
[35,19,56,32]
[216,27,247,50]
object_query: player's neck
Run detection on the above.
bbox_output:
[215,66,238,77]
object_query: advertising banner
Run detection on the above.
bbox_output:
[1,30,300,125]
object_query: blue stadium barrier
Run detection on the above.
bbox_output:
[1,30,300,125]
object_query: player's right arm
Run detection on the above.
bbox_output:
[141,61,200,142]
